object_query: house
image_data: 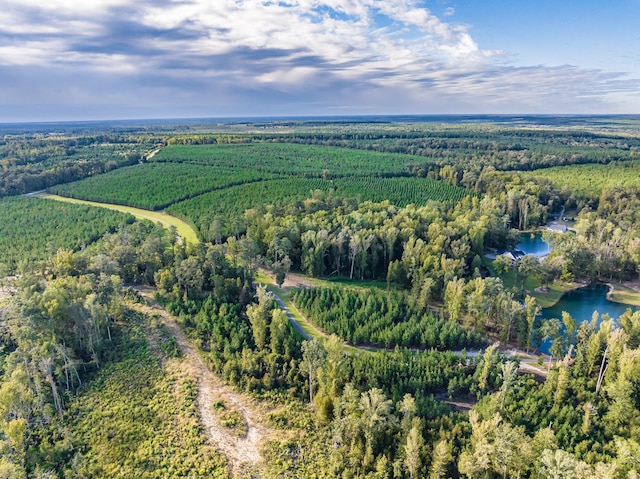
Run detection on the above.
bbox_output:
[546,223,567,233]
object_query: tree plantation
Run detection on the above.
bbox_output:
[2,117,640,478]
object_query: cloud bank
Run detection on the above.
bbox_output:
[0,0,638,120]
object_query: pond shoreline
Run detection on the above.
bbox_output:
[605,280,640,306]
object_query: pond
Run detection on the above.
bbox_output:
[537,283,638,354]
[516,232,550,258]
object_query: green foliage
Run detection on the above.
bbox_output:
[49,162,278,210]
[521,161,640,199]
[0,134,158,197]
[166,176,470,239]
[153,142,432,177]
[43,321,228,477]
[0,196,134,272]
[293,287,482,349]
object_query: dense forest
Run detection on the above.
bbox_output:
[2,118,640,478]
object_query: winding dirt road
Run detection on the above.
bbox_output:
[132,287,269,475]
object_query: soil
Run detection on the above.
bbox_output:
[132,286,270,476]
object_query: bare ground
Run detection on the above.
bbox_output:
[132,286,270,476]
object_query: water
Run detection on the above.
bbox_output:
[537,284,638,353]
[516,233,550,258]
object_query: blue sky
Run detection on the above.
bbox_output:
[0,0,638,121]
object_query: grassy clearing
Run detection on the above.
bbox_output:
[530,281,584,308]
[45,309,228,478]
[319,276,388,290]
[484,256,580,308]
[39,193,200,246]
[608,284,640,306]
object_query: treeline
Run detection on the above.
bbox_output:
[293,287,482,349]
[0,134,160,197]
[245,195,516,291]
[166,176,471,241]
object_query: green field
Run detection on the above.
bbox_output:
[520,161,640,198]
[166,176,471,238]
[48,162,276,210]
[0,196,134,271]
[153,142,432,177]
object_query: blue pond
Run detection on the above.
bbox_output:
[537,284,638,354]
[516,233,550,258]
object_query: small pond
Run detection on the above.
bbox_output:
[537,284,638,354]
[516,233,550,258]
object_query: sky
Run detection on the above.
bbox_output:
[1,0,639,121]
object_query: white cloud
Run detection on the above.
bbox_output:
[0,0,638,119]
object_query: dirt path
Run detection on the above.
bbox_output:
[132,286,268,475]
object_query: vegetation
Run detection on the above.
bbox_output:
[293,287,482,349]
[521,161,640,199]
[0,196,134,272]
[153,143,432,177]
[4,118,640,478]
[49,163,277,210]
[166,177,471,239]
[0,134,159,197]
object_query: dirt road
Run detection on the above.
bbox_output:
[132,287,268,475]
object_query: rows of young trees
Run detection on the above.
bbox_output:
[153,143,430,177]
[293,287,482,349]
[521,161,640,200]
[49,163,277,210]
[0,196,135,273]
[166,177,471,241]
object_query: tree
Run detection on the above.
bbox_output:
[539,449,577,479]
[246,285,272,350]
[174,256,204,299]
[444,277,465,323]
[404,417,424,479]
[429,439,452,479]
[301,340,326,406]
[499,361,518,410]
[524,295,541,352]
[517,254,539,291]
[493,255,511,276]
[272,255,292,288]
[359,388,393,463]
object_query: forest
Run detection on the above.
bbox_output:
[1,117,640,478]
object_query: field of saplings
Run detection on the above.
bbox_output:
[50,142,471,239]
